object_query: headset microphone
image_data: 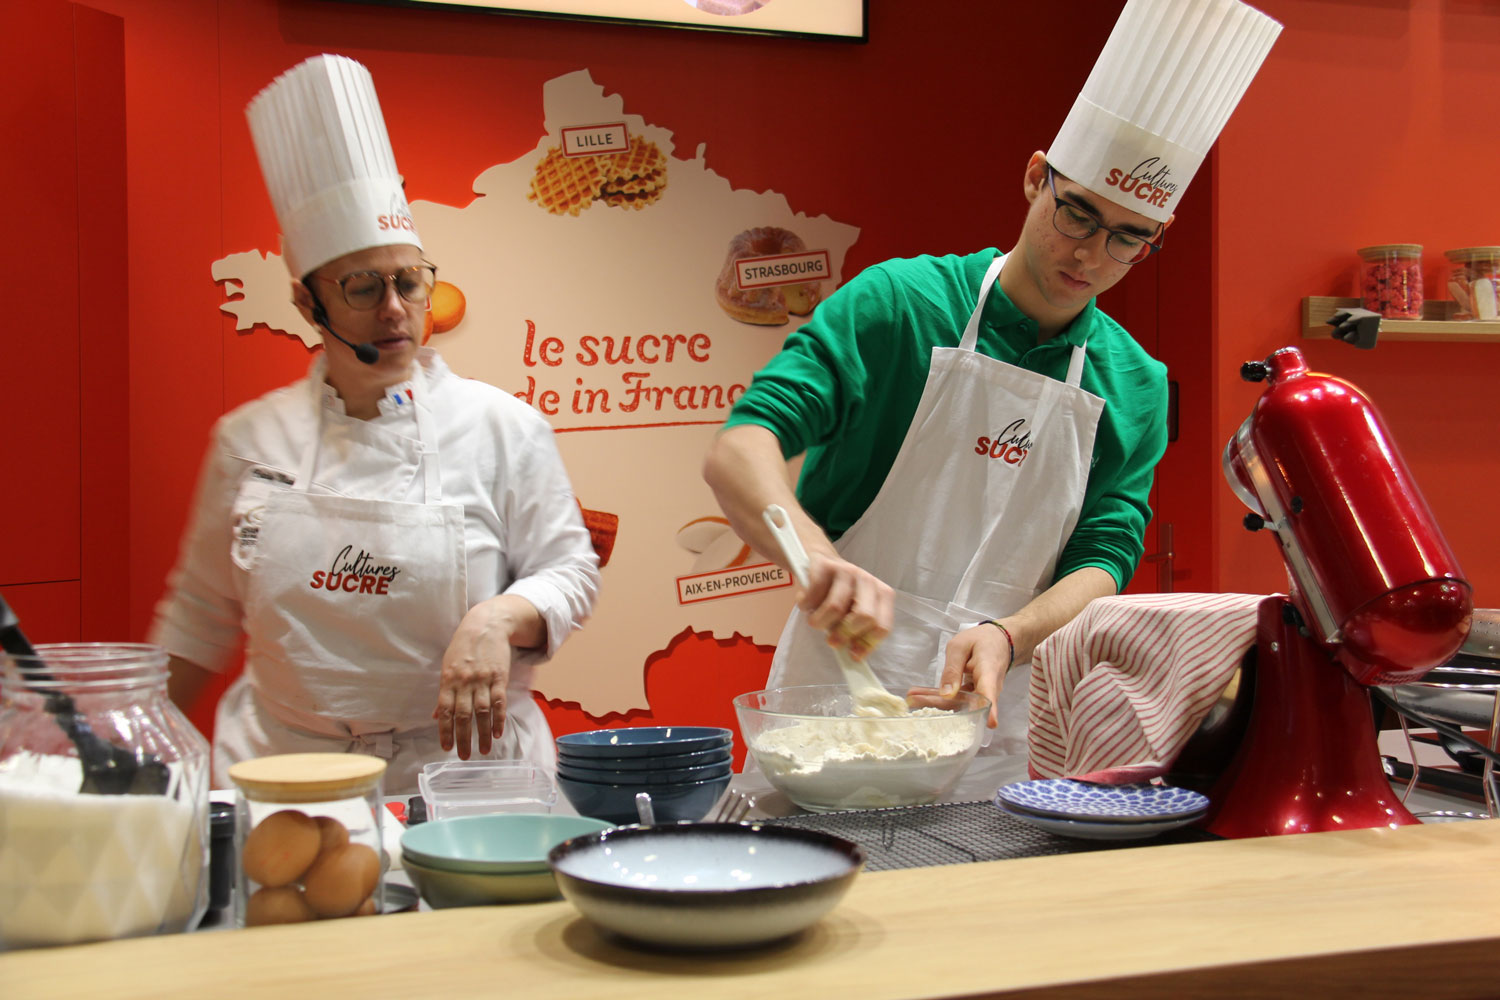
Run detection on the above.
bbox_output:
[311,300,380,366]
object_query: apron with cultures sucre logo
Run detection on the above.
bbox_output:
[217,362,477,791]
[768,251,1106,756]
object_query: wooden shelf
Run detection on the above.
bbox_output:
[1303,296,1500,342]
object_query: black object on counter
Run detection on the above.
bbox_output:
[405,795,427,826]
[0,593,170,796]
[208,801,236,912]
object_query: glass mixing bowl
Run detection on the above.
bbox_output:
[733,685,990,812]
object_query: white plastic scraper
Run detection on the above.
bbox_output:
[761,504,908,718]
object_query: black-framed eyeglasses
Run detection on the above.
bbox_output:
[314,263,438,311]
[1047,167,1163,265]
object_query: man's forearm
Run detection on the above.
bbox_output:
[702,424,837,565]
[998,566,1118,663]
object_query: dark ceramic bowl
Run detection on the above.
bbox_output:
[548,822,865,950]
[555,758,733,787]
[555,727,732,759]
[555,745,732,772]
[556,771,732,825]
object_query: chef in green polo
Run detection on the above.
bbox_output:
[703,0,1281,756]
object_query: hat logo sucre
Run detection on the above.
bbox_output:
[1045,0,1283,225]
[378,191,418,235]
[1103,158,1179,212]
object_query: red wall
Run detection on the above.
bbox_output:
[1213,0,1500,605]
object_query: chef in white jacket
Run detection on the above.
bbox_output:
[152,54,600,792]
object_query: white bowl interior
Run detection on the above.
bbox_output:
[552,827,854,891]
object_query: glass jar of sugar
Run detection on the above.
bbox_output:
[228,753,387,927]
[0,643,211,949]
[1357,244,1424,320]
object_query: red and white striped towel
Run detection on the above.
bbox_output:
[1027,593,1264,784]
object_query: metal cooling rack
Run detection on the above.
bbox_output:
[759,799,1211,871]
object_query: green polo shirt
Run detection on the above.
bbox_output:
[723,248,1169,590]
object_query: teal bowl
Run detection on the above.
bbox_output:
[400,813,613,874]
[402,855,562,907]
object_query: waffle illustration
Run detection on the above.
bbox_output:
[526,146,609,216]
[528,139,668,215]
[601,188,665,211]
[579,503,619,567]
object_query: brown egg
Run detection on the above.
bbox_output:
[354,895,378,917]
[313,816,350,863]
[241,809,321,888]
[245,885,316,926]
[302,842,380,918]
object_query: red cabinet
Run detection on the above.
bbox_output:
[0,2,128,642]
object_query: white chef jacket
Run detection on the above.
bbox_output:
[149,349,600,762]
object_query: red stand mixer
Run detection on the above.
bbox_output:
[1200,345,1472,838]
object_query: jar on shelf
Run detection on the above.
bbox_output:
[1357,244,1424,320]
[1443,247,1500,322]
[228,753,386,927]
[0,643,211,949]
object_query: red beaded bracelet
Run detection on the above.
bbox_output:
[981,619,1015,669]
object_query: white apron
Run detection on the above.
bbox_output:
[214,363,550,792]
[768,252,1106,756]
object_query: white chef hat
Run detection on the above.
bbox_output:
[245,54,421,278]
[1048,0,1282,224]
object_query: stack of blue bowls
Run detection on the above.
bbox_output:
[555,726,734,825]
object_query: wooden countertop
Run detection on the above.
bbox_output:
[6,818,1500,999]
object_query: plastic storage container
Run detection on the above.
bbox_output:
[418,759,557,820]
[228,753,386,927]
[1358,244,1424,319]
[1443,247,1500,321]
[0,643,211,949]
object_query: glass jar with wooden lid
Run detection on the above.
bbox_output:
[1443,247,1500,321]
[228,753,386,927]
[1357,244,1424,320]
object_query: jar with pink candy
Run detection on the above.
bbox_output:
[1357,244,1423,320]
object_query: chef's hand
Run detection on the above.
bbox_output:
[434,598,531,759]
[798,552,894,661]
[935,623,1014,728]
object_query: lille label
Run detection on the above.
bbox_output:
[562,123,630,157]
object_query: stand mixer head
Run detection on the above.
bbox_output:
[1224,346,1472,681]
[1202,345,1472,837]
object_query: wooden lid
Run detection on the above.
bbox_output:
[1443,247,1500,262]
[1357,244,1422,258]
[228,753,386,802]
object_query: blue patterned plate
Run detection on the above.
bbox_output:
[994,779,1209,823]
[995,802,1206,840]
